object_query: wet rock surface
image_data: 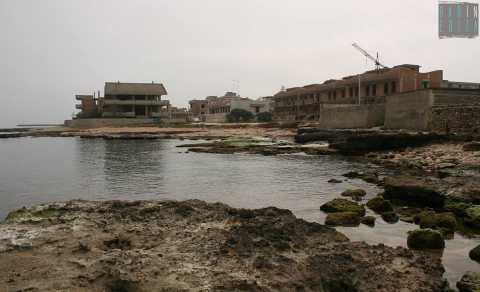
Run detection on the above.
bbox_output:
[0,200,448,292]
[407,229,446,250]
[384,176,446,208]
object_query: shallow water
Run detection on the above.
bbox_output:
[0,137,478,285]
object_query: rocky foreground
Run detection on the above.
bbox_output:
[0,200,448,292]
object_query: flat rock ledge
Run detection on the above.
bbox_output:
[0,200,447,292]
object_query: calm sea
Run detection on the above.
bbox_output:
[0,137,478,284]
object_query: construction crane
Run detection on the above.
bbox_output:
[352,42,388,70]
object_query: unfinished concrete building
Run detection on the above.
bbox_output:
[102,82,169,118]
[273,64,443,121]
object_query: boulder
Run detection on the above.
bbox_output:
[457,272,480,292]
[465,206,480,228]
[445,198,471,217]
[320,199,366,216]
[325,212,361,227]
[366,197,394,213]
[341,189,367,199]
[381,212,399,224]
[360,216,376,227]
[407,229,445,250]
[414,211,457,233]
[384,176,445,208]
[469,245,480,263]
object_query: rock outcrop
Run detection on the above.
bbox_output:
[384,176,446,208]
[0,200,447,292]
[407,229,446,250]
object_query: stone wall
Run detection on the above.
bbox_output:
[430,105,480,133]
[384,90,434,131]
[317,104,385,129]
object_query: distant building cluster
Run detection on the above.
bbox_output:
[188,92,273,122]
[72,64,480,131]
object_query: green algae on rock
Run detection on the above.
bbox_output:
[325,212,361,227]
[366,197,394,213]
[320,199,366,216]
[407,229,445,250]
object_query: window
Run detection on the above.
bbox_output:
[391,81,397,93]
[457,4,462,18]
[349,87,353,97]
[201,104,205,108]
[372,84,377,96]
[341,89,346,98]
[365,85,370,97]
[384,83,389,95]
[354,87,359,97]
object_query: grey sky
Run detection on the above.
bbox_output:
[1,0,478,127]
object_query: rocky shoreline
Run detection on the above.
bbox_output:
[0,200,448,292]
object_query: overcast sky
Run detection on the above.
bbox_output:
[1,0,479,127]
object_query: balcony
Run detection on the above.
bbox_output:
[102,112,136,118]
[103,99,170,106]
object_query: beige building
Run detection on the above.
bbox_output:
[102,82,170,118]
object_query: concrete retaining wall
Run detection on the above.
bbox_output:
[384,90,434,131]
[431,105,480,133]
[317,104,385,129]
[205,113,226,123]
[64,118,158,128]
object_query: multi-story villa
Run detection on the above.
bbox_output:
[101,82,170,118]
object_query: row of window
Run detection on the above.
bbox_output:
[439,19,479,33]
[209,106,230,114]
[279,81,397,105]
[439,4,478,18]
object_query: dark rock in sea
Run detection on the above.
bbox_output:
[328,178,342,184]
[469,245,480,263]
[360,216,376,227]
[366,197,394,213]
[0,200,448,291]
[465,206,480,228]
[320,199,366,216]
[325,212,361,227]
[445,197,472,217]
[407,229,445,250]
[384,176,446,208]
[414,211,457,234]
[463,142,480,152]
[457,272,480,292]
[341,189,367,200]
[381,212,399,224]
[342,171,379,184]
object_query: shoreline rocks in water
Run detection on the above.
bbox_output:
[0,200,448,291]
[384,176,446,208]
